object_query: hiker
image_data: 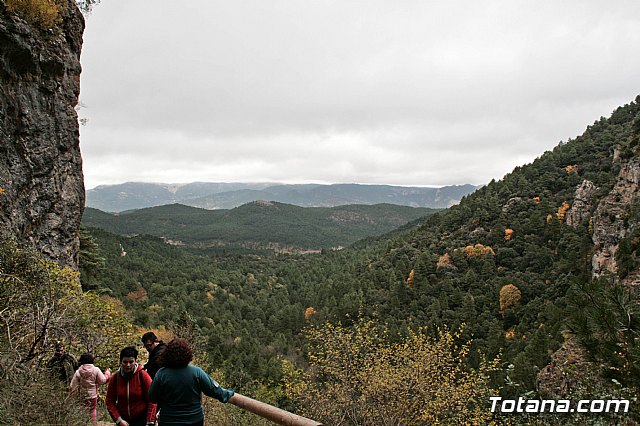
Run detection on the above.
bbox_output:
[69,353,111,426]
[47,342,78,385]
[106,346,156,426]
[148,338,234,426]
[141,331,167,379]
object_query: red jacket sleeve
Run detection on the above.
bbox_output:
[141,370,156,423]
[105,375,120,421]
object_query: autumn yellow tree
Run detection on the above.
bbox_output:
[285,319,499,425]
[462,244,495,257]
[71,292,136,367]
[499,284,522,314]
[406,269,415,288]
[556,201,571,222]
[504,228,514,241]
[436,253,453,269]
[304,306,317,321]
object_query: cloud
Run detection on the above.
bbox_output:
[79,0,640,189]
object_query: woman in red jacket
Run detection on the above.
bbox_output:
[106,346,156,426]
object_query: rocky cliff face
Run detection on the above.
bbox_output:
[591,157,640,281]
[537,152,640,395]
[566,179,598,229]
[0,0,85,267]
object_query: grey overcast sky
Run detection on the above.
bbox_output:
[79,1,640,190]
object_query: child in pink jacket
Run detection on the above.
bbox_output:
[70,353,111,425]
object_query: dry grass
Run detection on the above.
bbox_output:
[0,367,89,425]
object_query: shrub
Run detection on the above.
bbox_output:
[6,0,63,28]
[285,319,500,425]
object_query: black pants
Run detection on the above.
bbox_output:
[125,415,148,426]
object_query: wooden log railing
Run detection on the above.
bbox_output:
[229,393,323,426]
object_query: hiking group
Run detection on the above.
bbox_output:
[53,333,234,426]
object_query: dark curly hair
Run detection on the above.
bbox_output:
[158,338,192,368]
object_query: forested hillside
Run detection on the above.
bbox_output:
[82,202,437,250]
[81,96,640,424]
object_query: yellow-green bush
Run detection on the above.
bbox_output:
[286,319,500,425]
[6,0,63,28]
[0,233,135,424]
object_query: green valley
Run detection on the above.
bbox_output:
[82,202,438,250]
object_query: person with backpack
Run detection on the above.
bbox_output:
[69,353,111,426]
[106,346,156,426]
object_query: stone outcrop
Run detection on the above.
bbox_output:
[566,180,598,228]
[501,196,523,213]
[0,0,85,267]
[591,159,640,278]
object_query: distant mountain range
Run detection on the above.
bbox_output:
[85,182,478,212]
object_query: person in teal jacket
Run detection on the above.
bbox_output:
[148,338,234,426]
